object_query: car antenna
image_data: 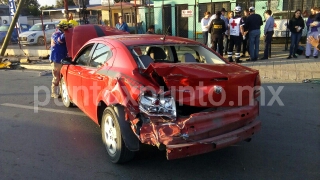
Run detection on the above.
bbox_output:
[160,26,170,41]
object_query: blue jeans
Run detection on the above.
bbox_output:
[249,29,261,60]
[289,33,302,56]
[202,31,208,46]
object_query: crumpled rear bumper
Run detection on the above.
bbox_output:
[166,120,261,160]
[138,101,261,160]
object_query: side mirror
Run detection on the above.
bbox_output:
[61,57,73,65]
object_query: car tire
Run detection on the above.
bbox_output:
[101,106,135,164]
[60,78,73,107]
[37,36,45,46]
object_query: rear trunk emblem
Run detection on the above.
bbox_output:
[214,86,223,94]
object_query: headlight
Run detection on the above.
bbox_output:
[28,33,36,37]
[139,92,176,120]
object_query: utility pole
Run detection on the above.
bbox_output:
[64,0,69,21]
[0,0,25,61]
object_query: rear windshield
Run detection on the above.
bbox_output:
[131,45,226,69]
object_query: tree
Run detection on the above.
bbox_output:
[55,0,76,8]
[73,0,90,6]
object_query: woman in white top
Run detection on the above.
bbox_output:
[201,11,211,45]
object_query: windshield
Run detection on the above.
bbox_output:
[131,45,226,69]
[0,25,9,32]
[29,24,44,31]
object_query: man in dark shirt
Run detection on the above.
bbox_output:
[245,7,263,61]
[241,9,250,57]
[209,11,226,56]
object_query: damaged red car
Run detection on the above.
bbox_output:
[60,25,261,163]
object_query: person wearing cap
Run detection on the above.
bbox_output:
[49,21,69,98]
[208,11,226,56]
[261,9,274,60]
[227,6,245,63]
[116,16,130,33]
[208,8,228,47]
[245,6,263,61]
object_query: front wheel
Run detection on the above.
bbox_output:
[101,106,135,163]
[60,78,73,107]
[37,36,45,46]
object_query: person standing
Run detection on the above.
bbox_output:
[224,11,234,55]
[227,6,244,63]
[305,7,320,58]
[241,9,250,57]
[49,21,69,98]
[201,11,211,45]
[220,8,229,54]
[245,7,263,61]
[146,25,155,34]
[209,11,226,56]
[287,9,305,59]
[261,10,274,60]
[116,16,130,33]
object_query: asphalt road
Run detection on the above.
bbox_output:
[0,70,319,180]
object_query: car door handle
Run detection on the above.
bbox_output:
[97,76,103,80]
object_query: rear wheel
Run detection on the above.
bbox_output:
[37,36,45,46]
[101,106,135,163]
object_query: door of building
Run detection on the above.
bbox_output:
[175,4,189,38]
[162,5,172,35]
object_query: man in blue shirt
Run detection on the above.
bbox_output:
[261,10,274,60]
[116,16,130,33]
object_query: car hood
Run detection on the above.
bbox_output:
[142,63,259,107]
[19,31,39,36]
[64,25,128,58]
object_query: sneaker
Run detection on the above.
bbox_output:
[287,56,292,59]
[293,55,298,58]
[314,56,318,59]
[306,56,309,58]
[260,57,268,60]
[240,54,246,58]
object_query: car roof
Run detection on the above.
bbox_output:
[93,34,201,46]
[34,21,59,25]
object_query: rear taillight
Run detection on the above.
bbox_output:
[254,74,261,98]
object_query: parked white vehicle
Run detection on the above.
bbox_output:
[18,21,59,45]
[272,11,307,38]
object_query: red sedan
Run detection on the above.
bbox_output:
[60,25,261,163]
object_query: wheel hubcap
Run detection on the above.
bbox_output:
[61,82,68,103]
[103,115,117,155]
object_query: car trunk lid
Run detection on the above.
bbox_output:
[142,63,259,107]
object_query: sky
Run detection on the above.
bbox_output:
[37,0,101,7]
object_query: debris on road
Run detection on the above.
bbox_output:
[302,79,320,84]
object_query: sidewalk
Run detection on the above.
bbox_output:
[2,43,320,82]
[236,44,320,81]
